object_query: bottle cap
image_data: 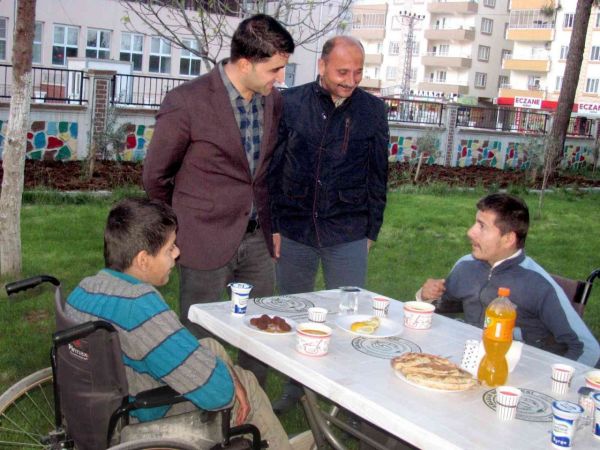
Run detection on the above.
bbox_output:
[498,287,510,297]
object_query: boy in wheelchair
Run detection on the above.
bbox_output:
[64,197,291,449]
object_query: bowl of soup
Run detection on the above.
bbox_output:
[296,322,332,357]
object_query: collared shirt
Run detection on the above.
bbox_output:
[218,61,264,179]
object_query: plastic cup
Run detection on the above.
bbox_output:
[495,386,522,421]
[228,282,253,316]
[551,400,583,449]
[460,339,482,376]
[307,307,327,323]
[552,364,575,395]
[403,301,435,330]
[372,297,390,316]
[296,323,332,357]
[339,287,359,313]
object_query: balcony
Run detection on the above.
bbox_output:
[418,80,469,95]
[506,28,555,42]
[427,1,478,15]
[424,27,475,41]
[502,58,551,72]
[498,86,546,99]
[364,53,384,65]
[422,53,472,69]
[511,0,558,9]
[351,28,386,40]
[360,78,382,89]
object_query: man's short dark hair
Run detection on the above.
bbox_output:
[230,14,295,63]
[104,198,177,271]
[477,193,529,249]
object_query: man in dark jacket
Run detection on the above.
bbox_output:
[268,35,389,412]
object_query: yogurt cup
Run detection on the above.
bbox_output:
[593,392,600,440]
[551,400,583,449]
[228,282,252,315]
[403,301,435,330]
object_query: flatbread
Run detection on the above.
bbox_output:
[391,352,479,391]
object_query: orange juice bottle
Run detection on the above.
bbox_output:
[477,287,517,387]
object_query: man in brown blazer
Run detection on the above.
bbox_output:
[143,14,294,386]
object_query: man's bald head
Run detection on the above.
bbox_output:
[321,36,364,60]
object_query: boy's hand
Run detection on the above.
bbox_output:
[421,278,446,302]
[232,371,250,425]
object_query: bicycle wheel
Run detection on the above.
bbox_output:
[0,367,55,449]
[108,439,199,450]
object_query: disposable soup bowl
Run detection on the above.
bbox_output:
[296,322,332,357]
[403,301,435,330]
[585,370,600,390]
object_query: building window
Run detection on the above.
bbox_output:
[501,49,512,62]
[498,75,509,88]
[412,42,420,57]
[52,25,79,65]
[563,13,574,28]
[180,39,201,76]
[86,29,111,59]
[120,33,143,71]
[389,41,400,55]
[484,0,496,7]
[528,75,541,90]
[386,66,397,80]
[481,18,493,34]
[0,18,6,61]
[560,45,569,60]
[585,78,599,93]
[591,46,600,61]
[509,10,552,29]
[32,22,43,64]
[410,67,417,81]
[376,42,383,53]
[475,72,487,88]
[596,12,600,28]
[149,37,171,74]
[436,71,446,83]
[478,45,490,62]
[352,13,386,29]
[555,76,563,91]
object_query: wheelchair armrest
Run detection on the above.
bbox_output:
[130,385,187,409]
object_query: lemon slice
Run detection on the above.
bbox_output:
[364,317,381,328]
[354,325,375,334]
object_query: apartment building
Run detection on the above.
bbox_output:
[499,0,600,122]
[351,0,512,103]
[0,0,345,89]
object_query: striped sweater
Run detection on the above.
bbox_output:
[66,269,234,422]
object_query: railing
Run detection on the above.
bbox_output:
[0,64,88,104]
[567,117,593,137]
[111,73,190,108]
[383,97,445,126]
[457,106,549,133]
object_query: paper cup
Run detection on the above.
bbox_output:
[228,282,252,316]
[403,301,435,330]
[372,297,390,314]
[551,400,583,449]
[592,392,600,440]
[552,364,575,395]
[296,323,332,357]
[460,339,482,376]
[307,307,328,323]
[495,386,522,421]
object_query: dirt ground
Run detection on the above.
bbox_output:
[0,160,598,191]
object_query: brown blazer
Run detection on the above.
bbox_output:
[143,65,280,270]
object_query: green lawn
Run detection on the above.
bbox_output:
[1,188,599,438]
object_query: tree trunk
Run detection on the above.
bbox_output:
[0,0,36,277]
[538,0,594,217]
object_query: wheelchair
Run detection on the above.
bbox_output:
[1,275,267,450]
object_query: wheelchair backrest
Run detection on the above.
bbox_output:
[54,289,129,450]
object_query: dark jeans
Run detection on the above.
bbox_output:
[179,229,275,387]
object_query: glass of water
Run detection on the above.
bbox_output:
[339,286,360,313]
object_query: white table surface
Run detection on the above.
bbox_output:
[188,289,598,450]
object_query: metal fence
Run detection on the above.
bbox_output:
[383,97,445,126]
[111,73,189,108]
[456,105,549,134]
[0,64,88,104]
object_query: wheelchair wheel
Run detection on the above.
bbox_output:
[107,439,198,450]
[0,367,55,448]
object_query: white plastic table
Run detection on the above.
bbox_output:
[188,289,598,450]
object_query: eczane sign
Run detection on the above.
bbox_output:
[578,102,600,115]
[514,96,542,109]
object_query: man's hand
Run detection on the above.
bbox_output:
[232,371,250,425]
[272,233,281,259]
[367,239,374,252]
[421,278,446,302]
